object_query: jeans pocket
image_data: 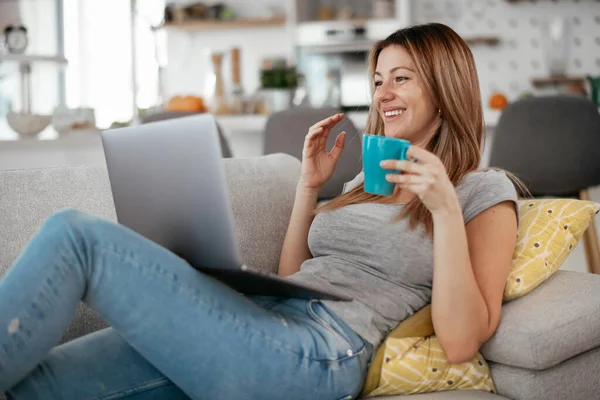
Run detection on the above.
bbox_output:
[306,299,354,355]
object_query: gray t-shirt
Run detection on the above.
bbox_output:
[287,169,518,347]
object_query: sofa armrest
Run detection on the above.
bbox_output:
[481,270,600,370]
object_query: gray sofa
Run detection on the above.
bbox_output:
[1,154,600,400]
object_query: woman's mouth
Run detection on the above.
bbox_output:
[382,108,405,122]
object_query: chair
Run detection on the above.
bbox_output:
[140,111,233,158]
[488,95,600,274]
[263,107,363,200]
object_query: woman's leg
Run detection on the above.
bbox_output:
[0,209,370,399]
[8,328,191,399]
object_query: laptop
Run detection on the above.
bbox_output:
[100,114,351,301]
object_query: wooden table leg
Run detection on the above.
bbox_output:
[579,189,600,274]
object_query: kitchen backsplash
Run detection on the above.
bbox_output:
[414,0,600,104]
[164,0,600,114]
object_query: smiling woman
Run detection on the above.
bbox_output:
[307,22,522,366]
[317,23,486,233]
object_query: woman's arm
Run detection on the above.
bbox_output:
[430,201,517,364]
[381,146,517,364]
[277,113,346,277]
[277,185,319,277]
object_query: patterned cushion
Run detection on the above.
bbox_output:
[504,199,600,300]
[362,198,600,398]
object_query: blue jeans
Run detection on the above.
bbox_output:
[0,209,372,400]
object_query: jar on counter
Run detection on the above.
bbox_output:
[372,0,394,19]
[318,0,335,21]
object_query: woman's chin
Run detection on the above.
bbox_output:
[383,129,407,140]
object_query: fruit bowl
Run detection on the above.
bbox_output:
[7,112,52,137]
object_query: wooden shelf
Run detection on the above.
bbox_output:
[162,16,286,31]
[531,76,586,88]
[464,36,501,46]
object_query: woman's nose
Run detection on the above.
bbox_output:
[375,82,394,103]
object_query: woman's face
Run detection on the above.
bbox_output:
[373,45,440,145]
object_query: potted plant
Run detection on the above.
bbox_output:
[259,59,298,113]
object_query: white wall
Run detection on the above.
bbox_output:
[163,0,293,104]
[0,0,59,115]
[164,27,292,102]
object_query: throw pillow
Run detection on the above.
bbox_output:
[362,198,600,397]
[504,199,600,300]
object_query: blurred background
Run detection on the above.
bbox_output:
[0,0,598,137]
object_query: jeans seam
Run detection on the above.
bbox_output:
[92,242,350,363]
[93,377,172,400]
[306,300,353,351]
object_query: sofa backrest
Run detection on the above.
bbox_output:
[0,154,301,278]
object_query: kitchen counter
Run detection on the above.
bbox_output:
[0,109,501,170]
[0,109,502,141]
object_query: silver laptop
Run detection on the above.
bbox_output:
[100,114,351,301]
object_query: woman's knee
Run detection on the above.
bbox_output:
[43,208,92,230]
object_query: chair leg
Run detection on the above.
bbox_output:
[579,189,600,274]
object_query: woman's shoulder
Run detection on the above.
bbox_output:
[456,168,520,223]
[456,168,518,199]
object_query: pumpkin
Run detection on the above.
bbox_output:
[167,95,207,113]
[489,92,508,110]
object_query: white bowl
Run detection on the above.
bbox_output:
[7,112,52,137]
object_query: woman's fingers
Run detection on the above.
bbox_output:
[329,131,346,159]
[405,145,438,165]
[306,126,323,140]
[305,113,344,154]
[385,173,435,184]
[380,159,429,175]
[311,113,344,132]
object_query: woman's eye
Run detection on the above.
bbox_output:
[374,81,383,87]
[395,76,408,83]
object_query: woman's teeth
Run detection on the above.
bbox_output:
[384,109,404,117]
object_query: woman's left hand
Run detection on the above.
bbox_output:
[380,145,459,214]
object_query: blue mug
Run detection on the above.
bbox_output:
[362,134,411,196]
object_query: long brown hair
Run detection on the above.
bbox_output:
[316,23,497,234]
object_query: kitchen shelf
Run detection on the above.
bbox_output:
[0,54,68,64]
[463,36,501,46]
[531,76,586,88]
[162,16,286,31]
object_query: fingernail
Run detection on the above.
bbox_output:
[380,161,386,167]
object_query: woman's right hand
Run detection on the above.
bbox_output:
[299,113,346,190]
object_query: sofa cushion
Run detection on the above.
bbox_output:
[504,198,600,301]
[225,153,300,274]
[481,270,600,370]
[0,164,116,342]
[490,345,600,400]
[364,391,507,399]
[0,154,301,343]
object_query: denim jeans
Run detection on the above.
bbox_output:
[0,209,373,400]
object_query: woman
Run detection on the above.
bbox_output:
[0,23,519,400]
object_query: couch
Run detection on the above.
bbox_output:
[1,154,600,400]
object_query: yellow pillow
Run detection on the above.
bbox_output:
[368,336,495,397]
[504,199,599,300]
[362,198,600,398]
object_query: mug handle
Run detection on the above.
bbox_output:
[400,145,409,160]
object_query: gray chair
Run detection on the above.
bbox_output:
[489,95,600,274]
[141,111,233,158]
[263,107,363,199]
